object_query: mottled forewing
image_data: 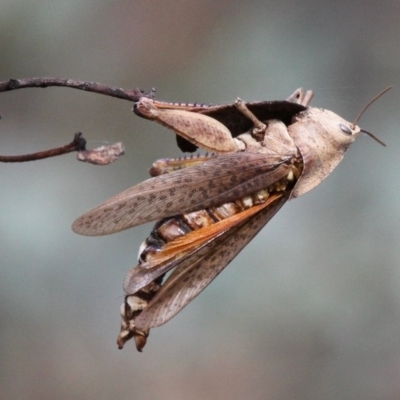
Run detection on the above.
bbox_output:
[134,195,288,329]
[72,152,291,236]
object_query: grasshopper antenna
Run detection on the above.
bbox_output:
[352,86,393,147]
[360,128,386,147]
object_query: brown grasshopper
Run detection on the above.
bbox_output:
[72,87,388,351]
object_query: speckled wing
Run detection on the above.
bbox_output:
[72,152,291,236]
[133,194,288,330]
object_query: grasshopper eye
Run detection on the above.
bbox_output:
[339,123,353,135]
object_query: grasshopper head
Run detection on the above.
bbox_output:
[289,87,389,198]
[294,116,386,200]
[288,108,362,197]
[301,108,363,145]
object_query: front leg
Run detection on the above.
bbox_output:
[233,99,298,155]
[135,97,243,153]
[235,97,267,141]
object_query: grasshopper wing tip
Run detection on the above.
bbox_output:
[71,213,107,236]
[71,216,94,236]
[71,211,131,236]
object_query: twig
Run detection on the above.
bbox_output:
[0,132,86,162]
[0,77,152,102]
[0,77,150,165]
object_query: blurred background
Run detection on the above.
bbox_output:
[1,1,400,399]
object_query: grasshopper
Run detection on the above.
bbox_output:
[72,87,387,351]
